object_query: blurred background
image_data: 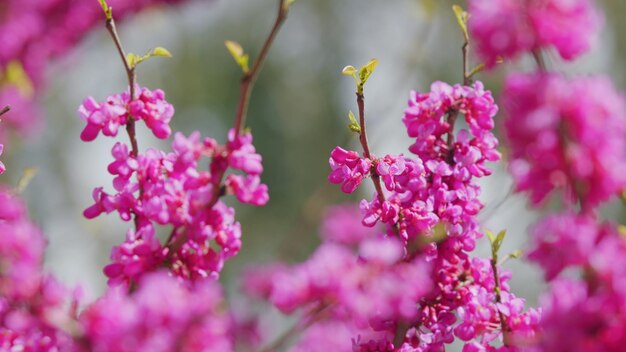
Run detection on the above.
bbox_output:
[2,0,626,341]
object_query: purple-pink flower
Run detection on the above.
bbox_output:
[503,73,626,209]
[469,0,602,67]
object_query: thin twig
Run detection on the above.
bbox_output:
[0,105,10,117]
[102,9,140,229]
[355,91,400,237]
[233,0,289,136]
[356,92,385,205]
[165,0,290,259]
[104,17,139,157]
[258,303,330,352]
[462,42,470,86]
[490,253,510,346]
[532,49,547,72]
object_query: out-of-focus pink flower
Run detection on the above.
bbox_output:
[469,0,602,67]
[503,73,626,208]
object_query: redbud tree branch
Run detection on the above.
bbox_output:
[103,11,139,158]
[356,90,386,206]
[164,0,290,256]
[490,248,510,345]
[233,0,289,136]
[100,3,142,230]
[0,105,10,117]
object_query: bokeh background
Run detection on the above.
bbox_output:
[2,0,626,348]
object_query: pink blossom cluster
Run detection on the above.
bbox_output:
[0,0,194,138]
[79,86,174,141]
[524,212,626,351]
[80,271,233,352]
[496,3,626,349]
[0,185,236,351]
[243,81,538,350]
[246,205,539,351]
[80,86,268,285]
[0,188,79,351]
[503,73,626,209]
[468,0,602,67]
[330,81,500,251]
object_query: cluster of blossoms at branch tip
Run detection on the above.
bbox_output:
[490,0,626,348]
[245,80,539,351]
[503,73,626,210]
[79,86,174,141]
[0,0,194,140]
[0,188,79,350]
[468,0,602,67]
[80,85,268,285]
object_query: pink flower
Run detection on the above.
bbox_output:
[504,73,626,208]
[78,86,174,142]
[469,0,602,66]
[527,212,599,280]
[81,271,233,352]
[104,225,166,286]
[328,147,372,194]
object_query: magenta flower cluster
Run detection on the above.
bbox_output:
[2,0,626,350]
[0,188,234,351]
[79,86,174,141]
[503,73,626,209]
[244,81,540,351]
[80,86,268,285]
[468,0,602,66]
[478,0,626,349]
[0,0,192,139]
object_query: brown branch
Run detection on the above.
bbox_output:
[356,92,385,205]
[355,91,401,237]
[490,254,510,346]
[233,0,289,136]
[462,42,470,86]
[102,9,141,230]
[104,17,139,157]
[0,105,10,117]
[257,303,330,352]
[164,0,290,260]
[532,49,547,72]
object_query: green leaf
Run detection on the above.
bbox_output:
[151,47,172,58]
[284,0,296,10]
[224,40,250,73]
[509,249,523,259]
[16,167,38,194]
[486,230,495,244]
[452,5,469,42]
[98,0,113,20]
[358,58,379,85]
[347,110,361,134]
[342,65,357,76]
[492,230,506,254]
[126,53,140,68]
[4,61,34,97]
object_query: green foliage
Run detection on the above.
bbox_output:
[347,110,361,134]
[126,47,173,69]
[225,40,250,73]
[452,5,469,42]
[98,0,113,21]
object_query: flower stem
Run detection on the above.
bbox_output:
[104,16,139,157]
[165,0,290,260]
[0,105,10,117]
[103,10,140,229]
[233,0,289,136]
